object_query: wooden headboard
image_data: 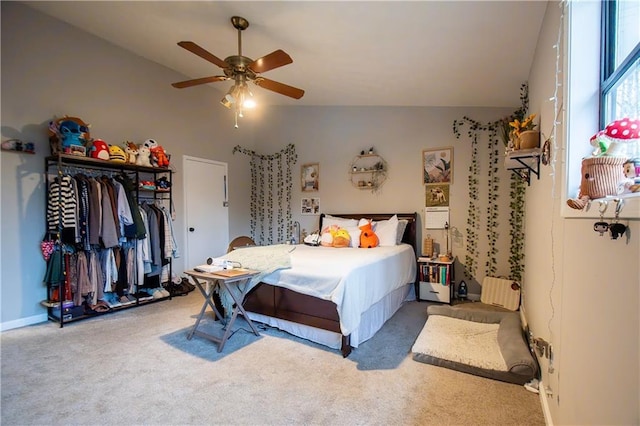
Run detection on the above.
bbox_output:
[318,212,418,254]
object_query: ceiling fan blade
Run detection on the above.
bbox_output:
[171,76,227,89]
[177,41,229,69]
[248,49,293,74]
[254,78,304,99]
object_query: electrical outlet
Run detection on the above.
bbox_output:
[534,338,550,358]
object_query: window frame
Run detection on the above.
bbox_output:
[600,0,640,126]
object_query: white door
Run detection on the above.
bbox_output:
[183,156,229,269]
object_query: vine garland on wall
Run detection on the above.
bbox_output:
[233,144,297,245]
[452,83,529,282]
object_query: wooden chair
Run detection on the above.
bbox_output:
[227,236,256,253]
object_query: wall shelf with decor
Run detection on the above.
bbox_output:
[504,148,541,186]
[349,154,387,190]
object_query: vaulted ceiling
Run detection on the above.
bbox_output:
[23,1,548,108]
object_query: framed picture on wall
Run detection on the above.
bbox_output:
[423,147,453,185]
[301,163,319,192]
[301,198,320,215]
[425,184,450,207]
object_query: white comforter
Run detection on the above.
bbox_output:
[260,244,417,336]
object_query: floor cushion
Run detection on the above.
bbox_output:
[411,304,538,385]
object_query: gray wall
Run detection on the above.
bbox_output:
[0,2,254,327]
[525,3,639,424]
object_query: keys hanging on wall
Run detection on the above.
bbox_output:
[593,201,609,236]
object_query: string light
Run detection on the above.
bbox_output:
[546,0,566,372]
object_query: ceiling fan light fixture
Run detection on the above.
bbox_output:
[220,95,233,109]
[172,15,304,128]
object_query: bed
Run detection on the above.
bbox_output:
[240,212,418,357]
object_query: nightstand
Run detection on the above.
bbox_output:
[416,257,455,304]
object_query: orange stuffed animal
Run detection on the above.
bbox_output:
[359,221,379,248]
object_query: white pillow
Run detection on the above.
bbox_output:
[374,215,399,246]
[345,226,362,248]
[396,219,409,245]
[323,215,358,228]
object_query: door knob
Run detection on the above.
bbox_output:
[189,227,195,232]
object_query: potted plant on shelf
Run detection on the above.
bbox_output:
[509,114,539,150]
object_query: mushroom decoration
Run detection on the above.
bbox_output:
[603,117,640,157]
[589,130,608,156]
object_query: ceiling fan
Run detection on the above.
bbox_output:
[172,16,304,126]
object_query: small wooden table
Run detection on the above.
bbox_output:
[184,269,260,352]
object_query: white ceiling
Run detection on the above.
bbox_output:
[23,1,548,108]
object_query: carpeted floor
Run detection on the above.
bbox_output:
[1,291,544,425]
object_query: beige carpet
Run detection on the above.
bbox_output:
[1,291,544,425]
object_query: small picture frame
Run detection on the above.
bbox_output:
[425,185,450,207]
[301,163,319,192]
[301,198,320,215]
[423,147,453,185]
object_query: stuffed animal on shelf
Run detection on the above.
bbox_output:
[618,158,640,194]
[108,145,127,163]
[150,145,170,168]
[124,141,138,164]
[136,144,152,167]
[143,139,158,150]
[359,220,379,248]
[89,139,110,160]
[566,156,626,209]
[48,116,91,155]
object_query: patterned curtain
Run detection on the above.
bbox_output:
[232,144,297,245]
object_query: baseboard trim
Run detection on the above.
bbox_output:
[539,381,554,426]
[520,305,528,329]
[1,313,47,332]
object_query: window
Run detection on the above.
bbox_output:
[601,0,640,158]
[563,0,640,218]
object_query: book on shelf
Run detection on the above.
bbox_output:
[419,263,451,286]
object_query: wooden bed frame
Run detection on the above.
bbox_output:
[243,212,418,357]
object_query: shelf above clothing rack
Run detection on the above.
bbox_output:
[46,154,172,174]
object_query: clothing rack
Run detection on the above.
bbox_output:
[43,154,174,326]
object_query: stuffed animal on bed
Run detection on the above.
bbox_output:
[359,220,379,248]
[320,225,351,248]
[332,227,351,248]
[320,225,338,247]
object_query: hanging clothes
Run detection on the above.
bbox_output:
[115,173,146,239]
[101,248,118,293]
[158,204,180,259]
[137,205,152,279]
[46,175,77,243]
[100,179,119,248]
[141,203,162,277]
[88,178,102,246]
[74,174,91,251]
